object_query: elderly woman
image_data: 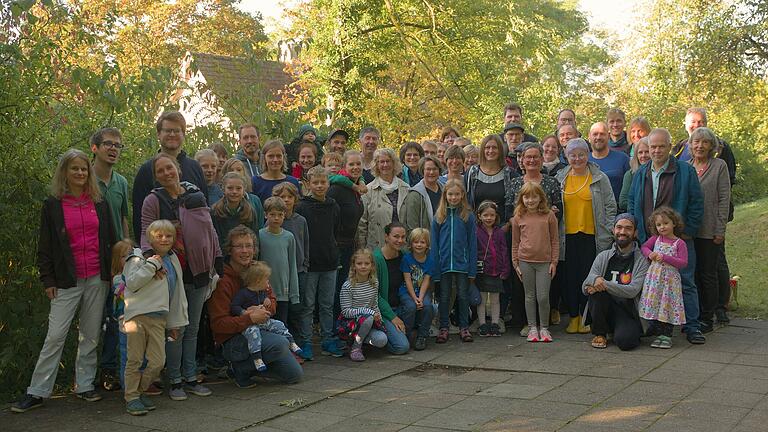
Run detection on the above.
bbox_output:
[195,149,223,204]
[141,153,223,400]
[465,134,519,223]
[628,116,651,157]
[399,141,424,187]
[439,144,465,185]
[541,135,567,177]
[401,155,443,232]
[463,144,479,171]
[357,148,411,250]
[556,139,616,334]
[688,127,731,333]
[618,137,651,212]
[13,150,115,413]
[252,140,301,204]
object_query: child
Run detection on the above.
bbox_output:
[639,207,687,349]
[399,228,435,350]
[338,249,388,361]
[110,239,134,390]
[295,166,343,357]
[123,220,189,416]
[475,201,510,337]
[327,153,368,195]
[272,182,311,359]
[322,152,343,175]
[211,172,264,249]
[231,261,302,371]
[258,197,299,323]
[431,179,477,343]
[511,183,559,343]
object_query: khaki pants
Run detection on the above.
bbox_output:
[123,314,166,402]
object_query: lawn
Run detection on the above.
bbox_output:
[727,197,768,319]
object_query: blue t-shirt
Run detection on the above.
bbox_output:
[398,252,434,297]
[589,150,630,203]
[162,255,177,301]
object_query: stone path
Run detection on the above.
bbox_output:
[4,318,768,431]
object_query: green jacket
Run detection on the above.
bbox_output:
[373,248,398,321]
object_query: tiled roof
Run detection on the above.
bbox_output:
[189,52,292,101]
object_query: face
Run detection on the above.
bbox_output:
[522,148,542,172]
[567,149,588,170]
[266,209,285,228]
[446,156,463,174]
[360,132,379,156]
[224,178,245,204]
[385,227,406,250]
[239,126,260,157]
[557,110,575,128]
[354,256,373,277]
[685,112,706,136]
[607,115,626,137]
[558,125,577,147]
[229,160,246,177]
[504,109,522,124]
[265,147,284,172]
[479,207,497,227]
[328,135,347,153]
[153,157,180,188]
[613,220,636,247]
[345,154,363,179]
[149,230,174,255]
[91,133,122,166]
[446,187,463,206]
[298,147,316,170]
[158,120,184,153]
[277,191,296,213]
[325,160,341,174]
[423,161,440,184]
[228,235,255,267]
[636,143,651,165]
[589,124,609,151]
[690,138,713,160]
[309,175,329,197]
[437,145,448,162]
[404,149,421,169]
[423,144,437,157]
[303,132,316,142]
[542,138,559,162]
[217,154,227,170]
[629,124,648,144]
[483,141,500,162]
[464,151,478,169]
[649,133,671,165]
[411,237,428,255]
[376,154,393,177]
[522,193,541,210]
[442,132,457,145]
[198,155,218,185]
[655,215,674,237]
[504,129,523,147]
[66,157,89,191]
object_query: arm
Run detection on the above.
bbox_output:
[641,236,656,258]
[684,165,704,238]
[497,230,511,280]
[374,252,396,321]
[510,217,521,268]
[356,193,370,249]
[582,251,608,294]
[429,220,441,281]
[131,163,151,243]
[123,255,163,293]
[264,282,278,316]
[36,201,57,290]
[229,291,247,316]
[601,175,617,233]
[714,163,731,238]
[339,281,377,318]
[661,239,688,269]
[302,219,310,272]
[549,178,563,222]
[548,212,560,267]
[249,194,265,230]
[140,194,160,252]
[209,274,256,336]
[418,274,432,301]
[288,235,300,304]
[403,272,417,302]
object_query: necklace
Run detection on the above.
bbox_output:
[563,172,590,195]
[693,160,709,177]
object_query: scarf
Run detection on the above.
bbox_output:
[378,177,398,194]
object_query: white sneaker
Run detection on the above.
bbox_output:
[527,326,540,342]
[498,320,506,334]
[519,325,530,337]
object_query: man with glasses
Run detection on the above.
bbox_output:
[131,111,208,243]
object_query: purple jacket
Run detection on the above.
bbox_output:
[476,224,510,279]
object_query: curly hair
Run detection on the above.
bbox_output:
[647,206,685,238]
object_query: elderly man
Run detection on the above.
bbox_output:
[235,123,261,179]
[583,214,649,350]
[628,128,705,344]
[589,122,630,203]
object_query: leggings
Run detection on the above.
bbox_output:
[519,261,551,329]
[477,292,500,324]
[352,316,387,349]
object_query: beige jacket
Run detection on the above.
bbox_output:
[356,176,410,250]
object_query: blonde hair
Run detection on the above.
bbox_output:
[51,149,102,201]
[514,182,550,217]
[371,148,403,177]
[322,152,343,167]
[272,181,300,214]
[435,179,472,223]
[630,137,650,173]
[408,228,430,249]
[212,172,253,224]
[347,248,378,288]
[264,196,287,214]
[306,165,329,180]
[220,158,251,192]
[241,261,272,289]
[260,139,288,173]
[111,239,134,277]
[146,219,176,245]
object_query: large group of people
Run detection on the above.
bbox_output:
[13,104,736,417]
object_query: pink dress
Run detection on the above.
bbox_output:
[638,236,687,325]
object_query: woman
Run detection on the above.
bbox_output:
[465,134,519,224]
[541,135,567,177]
[357,148,410,250]
[618,137,650,212]
[141,153,222,401]
[372,222,412,354]
[327,150,366,316]
[439,144,465,185]
[628,116,651,157]
[439,126,459,145]
[208,226,303,388]
[13,149,115,413]
[555,138,616,334]
[463,144,479,171]
[688,127,731,333]
[292,142,319,196]
[195,149,223,204]
[399,141,424,187]
[252,140,300,204]
[401,155,443,232]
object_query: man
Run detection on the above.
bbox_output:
[557,124,579,148]
[628,128,705,344]
[325,129,349,154]
[606,108,630,154]
[131,111,207,242]
[557,108,577,130]
[359,126,380,183]
[502,123,525,172]
[672,107,737,324]
[234,123,261,179]
[588,122,630,202]
[89,127,130,391]
[421,140,438,158]
[583,214,649,350]
[502,103,538,143]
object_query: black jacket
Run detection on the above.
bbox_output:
[327,181,364,248]
[296,195,341,272]
[37,197,115,289]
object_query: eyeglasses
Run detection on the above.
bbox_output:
[161,128,183,135]
[567,153,587,160]
[101,141,124,149]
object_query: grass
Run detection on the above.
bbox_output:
[727,197,768,319]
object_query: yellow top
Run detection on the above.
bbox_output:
[564,172,594,235]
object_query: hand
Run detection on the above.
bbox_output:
[373,313,381,323]
[514,265,522,279]
[652,253,663,262]
[585,285,596,295]
[648,252,660,261]
[168,328,180,341]
[549,263,557,279]
[713,235,725,245]
[391,316,406,333]
[551,205,559,214]
[248,307,271,324]
[262,297,272,308]
[415,298,424,310]
[45,287,57,300]
[594,277,606,291]
[151,257,166,280]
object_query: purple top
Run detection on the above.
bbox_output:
[641,235,688,269]
[476,224,510,279]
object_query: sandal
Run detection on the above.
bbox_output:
[460,328,474,342]
[657,335,672,349]
[436,328,449,344]
[591,335,607,349]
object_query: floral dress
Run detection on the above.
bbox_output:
[638,237,686,325]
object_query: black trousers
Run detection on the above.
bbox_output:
[695,238,723,323]
[716,241,731,312]
[589,291,642,351]
[565,233,596,318]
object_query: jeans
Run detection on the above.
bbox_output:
[289,272,308,344]
[301,270,336,345]
[680,238,701,333]
[382,318,410,354]
[243,319,295,353]
[589,291,642,351]
[27,276,107,398]
[398,293,434,338]
[225,332,303,384]
[118,330,127,388]
[439,272,469,329]
[716,242,731,312]
[166,283,206,384]
[100,287,119,371]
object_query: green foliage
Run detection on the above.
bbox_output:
[725,197,768,319]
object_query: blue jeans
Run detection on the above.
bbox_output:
[301,270,336,345]
[382,318,410,354]
[335,245,355,319]
[166,284,206,384]
[118,330,127,388]
[398,293,434,338]
[680,238,701,334]
[100,288,119,370]
[289,272,308,343]
[243,319,295,353]
[226,332,303,384]
[439,272,469,329]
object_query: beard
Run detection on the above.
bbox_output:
[615,236,634,248]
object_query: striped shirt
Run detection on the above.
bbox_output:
[340,279,380,319]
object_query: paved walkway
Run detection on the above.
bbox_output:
[4,318,768,431]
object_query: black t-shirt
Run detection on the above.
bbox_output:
[426,187,441,215]
[474,177,505,215]
[386,254,404,308]
[603,251,637,310]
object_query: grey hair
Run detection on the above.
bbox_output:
[371,147,402,177]
[520,142,543,157]
[686,107,708,124]
[359,126,381,141]
[648,128,672,146]
[688,127,718,158]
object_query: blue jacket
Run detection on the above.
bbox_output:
[627,156,703,242]
[430,208,478,278]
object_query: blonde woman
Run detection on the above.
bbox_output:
[357,148,410,250]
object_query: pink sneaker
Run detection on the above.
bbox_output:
[349,347,365,362]
[539,328,553,343]
[526,326,540,342]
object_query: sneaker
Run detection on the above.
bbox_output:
[75,390,102,402]
[519,325,530,338]
[429,324,439,337]
[299,342,314,360]
[254,358,267,372]
[700,320,714,334]
[169,384,187,401]
[460,328,474,342]
[144,383,163,396]
[497,320,506,334]
[550,309,561,326]
[414,336,427,351]
[349,347,365,362]
[436,328,449,344]
[184,382,212,397]
[101,369,121,391]
[539,328,553,343]
[139,394,156,411]
[489,323,501,337]
[292,352,305,364]
[126,399,148,416]
[11,394,43,413]
[321,340,344,357]
[527,326,540,342]
[478,323,490,337]
[715,309,730,324]
[289,342,303,354]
